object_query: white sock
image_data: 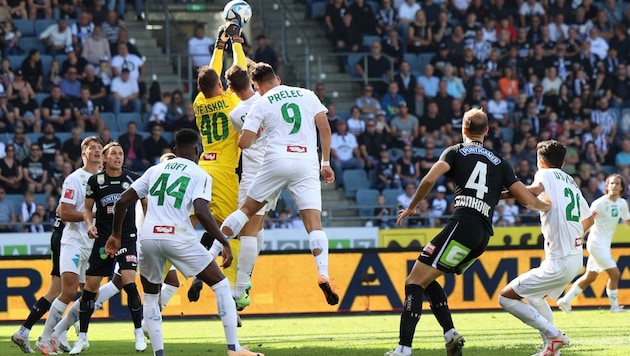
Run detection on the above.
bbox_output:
[394,344,412,355]
[208,239,223,261]
[52,300,80,338]
[607,288,619,307]
[221,210,249,238]
[160,284,179,309]
[78,332,87,341]
[143,293,164,352]
[18,325,29,337]
[499,295,559,338]
[444,328,457,342]
[563,284,583,303]
[256,229,265,254]
[309,230,329,278]
[211,278,239,350]
[233,237,258,298]
[41,299,67,340]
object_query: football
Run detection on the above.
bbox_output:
[223,0,252,28]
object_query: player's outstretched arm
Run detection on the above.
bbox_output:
[105,188,140,257]
[397,160,450,225]
[508,181,550,212]
[193,198,233,268]
[224,23,247,69]
[210,24,229,75]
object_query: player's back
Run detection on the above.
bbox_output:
[535,168,590,258]
[138,157,211,242]
[193,91,241,169]
[244,85,327,163]
[443,142,519,234]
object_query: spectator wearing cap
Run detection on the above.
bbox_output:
[71,12,95,51]
[431,185,448,217]
[346,106,366,136]
[61,46,88,77]
[390,100,419,147]
[394,60,417,104]
[11,87,41,133]
[188,24,213,70]
[0,91,15,133]
[253,34,279,71]
[430,41,454,78]
[20,49,43,92]
[380,82,406,120]
[59,65,81,105]
[41,84,72,132]
[330,119,363,188]
[82,64,108,111]
[82,24,111,66]
[39,18,72,55]
[110,67,141,115]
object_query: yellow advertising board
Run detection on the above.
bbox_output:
[1,248,630,321]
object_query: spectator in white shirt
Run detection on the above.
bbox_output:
[149,92,170,129]
[397,182,416,209]
[331,120,364,187]
[110,68,141,115]
[431,185,448,216]
[20,190,36,223]
[587,27,609,60]
[188,24,213,69]
[487,90,509,125]
[39,18,72,56]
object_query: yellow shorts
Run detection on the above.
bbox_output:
[200,165,239,223]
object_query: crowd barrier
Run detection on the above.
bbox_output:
[1,248,629,321]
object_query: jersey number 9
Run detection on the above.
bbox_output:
[200,112,229,144]
[281,103,302,134]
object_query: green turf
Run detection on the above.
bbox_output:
[2,309,629,355]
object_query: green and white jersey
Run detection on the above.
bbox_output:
[131,157,212,242]
[230,92,266,172]
[242,85,327,163]
[534,168,591,258]
[588,195,630,248]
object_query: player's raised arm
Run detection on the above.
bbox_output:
[210,24,229,75]
[225,23,247,69]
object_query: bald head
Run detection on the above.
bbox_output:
[462,108,488,137]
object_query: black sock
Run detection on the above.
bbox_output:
[399,284,424,348]
[200,232,214,250]
[124,283,143,329]
[79,290,97,333]
[23,297,52,330]
[424,280,454,333]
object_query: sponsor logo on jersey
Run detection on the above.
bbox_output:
[575,237,582,247]
[122,182,130,189]
[459,146,501,165]
[115,247,128,257]
[64,189,75,199]
[203,152,218,160]
[153,225,175,234]
[125,255,137,263]
[97,174,105,185]
[287,145,307,153]
[100,193,120,207]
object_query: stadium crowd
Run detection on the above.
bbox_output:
[316,0,630,227]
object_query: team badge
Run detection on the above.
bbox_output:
[122,182,130,189]
[97,174,105,185]
[64,189,75,199]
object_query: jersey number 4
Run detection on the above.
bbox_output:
[199,112,229,144]
[465,162,489,199]
[149,173,191,209]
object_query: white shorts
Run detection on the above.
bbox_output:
[247,159,321,211]
[509,255,583,301]
[239,170,278,215]
[585,244,616,273]
[59,233,91,283]
[139,238,212,284]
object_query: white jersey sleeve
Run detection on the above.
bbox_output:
[589,196,627,247]
[59,172,83,206]
[60,168,91,245]
[620,198,630,221]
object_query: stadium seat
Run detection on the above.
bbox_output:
[160,131,174,145]
[347,53,364,78]
[343,169,370,199]
[434,147,446,156]
[309,1,327,19]
[117,112,142,132]
[54,54,67,63]
[602,165,617,176]
[13,19,35,37]
[388,147,403,161]
[34,193,48,206]
[35,92,48,106]
[8,55,27,71]
[40,55,53,78]
[26,133,39,144]
[56,132,72,143]
[356,188,379,218]
[382,188,402,207]
[366,0,379,13]
[418,53,436,71]
[362,35,381,48]
[5,193,24,212]
[100,112,117,132]
[500,127,514,144]
[412,147,426,158]
[18,37,46,55]
[34,19,57,36]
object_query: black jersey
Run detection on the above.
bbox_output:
[441,141,519,234]
[86,169,140,237]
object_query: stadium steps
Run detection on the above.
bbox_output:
[321,182,360,227]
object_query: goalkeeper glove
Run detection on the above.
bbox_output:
[215,24,231,50]
[224,23,244,44]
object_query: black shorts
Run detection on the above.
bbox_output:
[86,235,138,277]
[418,217,490,274]
[49,218,64,277]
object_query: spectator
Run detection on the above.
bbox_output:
[346,106,366,136]
[11,86,41,133]
[381,29,403,70]
[394,60,417,105]
[0,58,15,90]
[397,182,416,209]
[582,177,604,204]
[20,49,43,92]
[372,194,396,228]
[446,25,466,59]
[111,41,145,97]
[396,145,418,187]
[71,11,94,50]
[590,97,617,145]
[487,89,509,126]
[417,64,439,98]
[98,126,113,145]
[314,82,333,107]
[374,149,400,191]
[611,63,630,109]
[500,140,519,168]
[61,126,82,168]
[330,120,363,188]
[0,19,23,57]
[358,118,387,171]
[324,0,352,73]
[390,101,419,148]
[326,103,341,134]
[172,102,196,131]
[519,0,544,28]
[430,41,455,78]
[28,0,52,19]
[582,140,605,173]
[9,125,30,161]
[433,80,454,119]
[253,34,279,70]
[26,211,45,232]
[143,123,169,164]
[53,0,78,19]
[465,62,492,100]
[82,64,108,111]
[6,0,27,19]
[407,10,433,55]
[355,84,382,120]
[73,86,103,132]
[110,68,141,115]
[0,144,24,193]
[431,10,452,44]
[0,186,16,232]
[376,0,398,37]
[397,0,421,29]
[59,65,81,104]
[111,0,143,21]
[61,46,88,77]
[615,139,630,170]
[497,66,519,101]
[408,83,429,119]
[610,25,630,63]
[444,98,464,139]
[442,65,466,101]
[381,82,406,120]
[88,0,108,26]
[118,121,149,172]
[0,91,15,133]
[354,41,392,96]
[46,59,62,90]
[41,84,72,131]
[34,202,50,231]
[349,0,377,34]
[418,100,447,145]
[82,25,110,66]
[49,152,64,186]
[544,112,563,140]
[149,92,169,129]
[471,28,492,62]
[36,123,61,169]
[19,189,35,223]
[39,18,71,55]
[188,23,212,72]
[431,185,448,217]
[458,46,478,83]
[43,194,56,225]
[515,158,534,186]
[21,143,49,193]
[406,198,435,227]
[101,10,123,44]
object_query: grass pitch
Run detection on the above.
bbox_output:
[1,309,629,355]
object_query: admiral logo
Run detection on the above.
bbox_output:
[153,225,175,234]
[287,145,307,153]
[423,243,436,256]
[203,152,217,160]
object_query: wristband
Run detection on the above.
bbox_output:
[321,160,330,167]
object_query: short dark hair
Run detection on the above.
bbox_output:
[462,108,488,136]
[175,128,200,148]
[197,65,219,94]
[81,136,103,153]
[249,62,276,85]
[536,140,566,168]
[226,65,251,92]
